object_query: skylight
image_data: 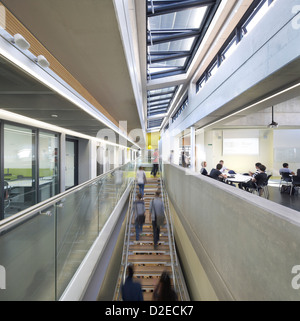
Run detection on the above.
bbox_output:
[147,0,221,80]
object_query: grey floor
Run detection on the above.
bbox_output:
[266,179,300,212]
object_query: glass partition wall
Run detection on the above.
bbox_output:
[1,122,60,220]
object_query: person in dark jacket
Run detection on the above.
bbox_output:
[152,271,177,301]
[134,193,145,241]
[121,264,143,301]
[150,190,164,249]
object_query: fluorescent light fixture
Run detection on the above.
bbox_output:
[36,55,50,68]
[0,32,140,148]
[196,82,300,134]
[12,34,30,51]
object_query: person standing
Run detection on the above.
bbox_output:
[121,264,143,301]
[136,166,147,198]
[152,149,159,177]
[181,151,187,167]
[169,150,174,163]
[150,190,164,249]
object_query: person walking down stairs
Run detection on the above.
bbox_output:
[134,193,145,241]
[149,190,165,249]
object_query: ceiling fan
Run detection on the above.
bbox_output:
[268,106,278,128]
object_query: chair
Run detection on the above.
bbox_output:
[290,175,300,196]
[4,181,11,210]
[260,174,272,198]
[279,172,292,192]
[251,174,271,198]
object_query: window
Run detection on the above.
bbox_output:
[147,0,220,80]
[3,124,36,218]
[1,123,60,220]
[196,0,275,93]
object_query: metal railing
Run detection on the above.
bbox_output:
[160,176,190,301]
[113,163,190,301]
[113,180,137,301]
[0,162,135,301]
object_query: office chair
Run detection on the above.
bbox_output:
[290,175,300,196]
[251,174,271,199]
[279,172,292,192]
[4,181,11,210]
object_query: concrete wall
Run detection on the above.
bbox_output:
[164,163,300,300]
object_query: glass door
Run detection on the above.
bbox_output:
[39,131,60,201]
[3,124,36,218]
[65,138,78,190]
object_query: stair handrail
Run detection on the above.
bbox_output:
[159,176,177,291]
[113,176,137,300]
[160,171,190,301]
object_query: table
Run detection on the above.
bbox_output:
[225,174,252,184]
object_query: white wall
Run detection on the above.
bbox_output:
[197,129,274,175]
[273,129,300,175]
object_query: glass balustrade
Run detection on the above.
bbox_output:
[0,161,135,301]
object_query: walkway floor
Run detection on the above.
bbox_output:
[267,179,300,212]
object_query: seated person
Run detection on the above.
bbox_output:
[210,164,227,181]
[200,161,208,175]
[297,169,300,177]
[240,164,267,193]
[249,162,262,177]
[219,160,233,174]
[279,163,295,176]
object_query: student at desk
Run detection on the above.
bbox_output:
[210,164,227,181]
[279,163,295,176]
[248,162,262,177]
[219,160,234,174]
[240,164,267,193]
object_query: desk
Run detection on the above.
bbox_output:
[226,174,252,184]
[6,178,54,202]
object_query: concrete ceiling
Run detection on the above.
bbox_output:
[194,56,300,131]
[0,55,139,146]
[0,0,142,135]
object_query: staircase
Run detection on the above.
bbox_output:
[128,177,172,301]
[114,171,189,301]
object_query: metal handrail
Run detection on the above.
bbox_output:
[159,176,177,290]
[160,168,190,301]
[113,179,137,301]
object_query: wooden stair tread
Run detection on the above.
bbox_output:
[129,244,169,251]
[129,226,167,233]
[133,265,172,274]
[142,292,154,301]
[128,254,171,263]
[134,277,173,287]
[130,235,168,241]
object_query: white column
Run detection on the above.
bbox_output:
[190,126,195,171]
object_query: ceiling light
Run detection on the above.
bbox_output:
[51,114,58,118]
[12,34,30,51]
[36,55,50,68]
[268,106,278,128]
